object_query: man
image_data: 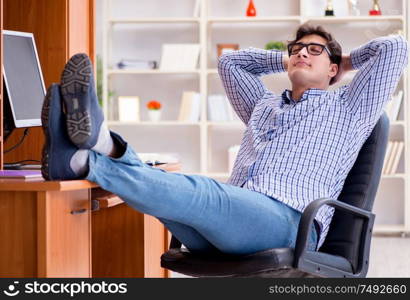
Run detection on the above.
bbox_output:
[41,24,408,255]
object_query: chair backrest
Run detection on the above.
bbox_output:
[319,112,390,272]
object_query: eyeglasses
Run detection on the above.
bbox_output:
[287,42,332,57]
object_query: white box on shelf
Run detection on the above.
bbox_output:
[118,96,140,122]
[160,44,200,71]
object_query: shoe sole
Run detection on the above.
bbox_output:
[41,87,52,180]
[60,53,93,147]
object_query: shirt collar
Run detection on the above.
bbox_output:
[282,88,327,104]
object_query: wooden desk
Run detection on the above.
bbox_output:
[0,164,180,278]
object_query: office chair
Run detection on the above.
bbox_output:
[161,112,389,278]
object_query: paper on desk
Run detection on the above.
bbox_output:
[138,153,180,164]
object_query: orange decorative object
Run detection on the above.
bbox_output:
[147,100,161,110]
[246,0,256,17]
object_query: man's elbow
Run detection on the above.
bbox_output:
[397,36,409,67]
[386,35,409,65]
[395,34,409,53]
[217,53,234,74]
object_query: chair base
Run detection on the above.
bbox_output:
[219,268,322,278]
[161,247,322,278]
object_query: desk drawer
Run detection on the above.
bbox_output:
[0,189,91,278]
[37,190,91,277]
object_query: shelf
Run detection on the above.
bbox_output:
[373,224,408,234]
[208,16,301,23]
[205,173,231,179]
[107,69,200,75]
[207,122,244,128]
[109,18,200,24]
[303,16,404,23]
[391,121,405,126]
[381,173,406,179]
[207,16,404,24]
[108,121,201,126]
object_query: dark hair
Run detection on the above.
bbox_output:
[288,24,342,85]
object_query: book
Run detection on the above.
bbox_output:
[223,96,241,122]
[220,96,230,121]
[160,44,200,71]
[228,145,240,173]
[117,59,157,70]
[190,93,201,122]
[225,99,233,121]
[208,94,239,122]
[390,91,403,121]
[390,141,404,174]
[118,96,140,122]
[16,164,41,170]
[0,170,43,179]
[208,94,226,121]
[178,91,201,122]
[385,141,398,175]
[193,0,200,17]
[381,141,393,174]
[207,95,218,121]
[384,91,403,121]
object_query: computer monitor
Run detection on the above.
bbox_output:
[2,30,46,138]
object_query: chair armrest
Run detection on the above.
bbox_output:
[293,197,375,277]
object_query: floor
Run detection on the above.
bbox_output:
[367,236,410,277]
[171,236,410,278]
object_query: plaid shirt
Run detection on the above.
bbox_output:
[218,35,408,249]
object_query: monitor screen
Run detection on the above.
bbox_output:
[3,30,46,128]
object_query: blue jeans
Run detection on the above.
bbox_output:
[86,135,318,255]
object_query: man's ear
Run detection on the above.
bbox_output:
[329,63,338,77]
[328,63,338,83]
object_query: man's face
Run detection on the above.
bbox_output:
[287,34,338,88]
